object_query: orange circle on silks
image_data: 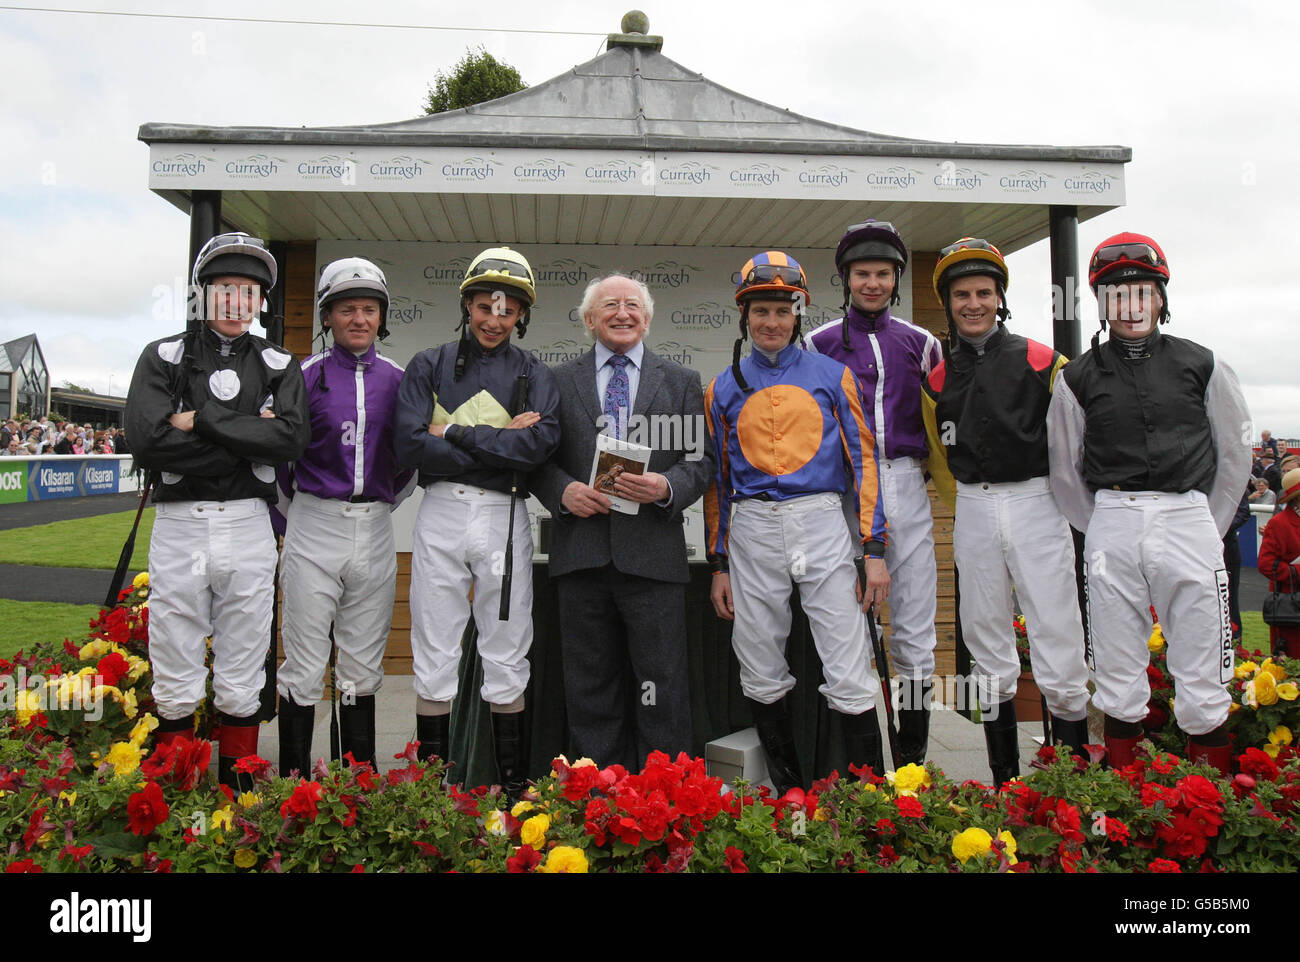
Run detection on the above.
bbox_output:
[736,385,824,476]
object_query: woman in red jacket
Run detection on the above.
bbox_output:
[1258,468,1300,657]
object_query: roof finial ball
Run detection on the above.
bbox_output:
[621,10,649,34]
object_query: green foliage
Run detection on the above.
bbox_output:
[423,45,526,115]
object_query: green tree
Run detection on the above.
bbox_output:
[423,46,527,115]
[61,381,95,394]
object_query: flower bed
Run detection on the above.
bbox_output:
[2,582,1299,873]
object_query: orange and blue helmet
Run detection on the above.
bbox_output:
[735,251,810,306]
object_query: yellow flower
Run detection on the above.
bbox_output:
[891,763,932,796]
[1235,661,1259,680]
[233,849,257,869]
[125,656,149,684]
[1266,725,1293,757]
[58,790,77,808]
[484,810,507,836]
[237,792,262,809]
[15,688,42,726]
[1279,683,1299,702]
[997,830,1018,866]
[78,639,111,661]
[1262,659,1288,683]
[520,813,551,849]
[572,757,598,768]
[105,740,144,777]
[129,714,158,747]
[212,806,234,832]
[121,688,138,719]
[1147,624,1165,652]
[510,800,535,818]
[813,808,830,822]
[952,827,993,863]
[539,846,589,873]
[1253,673,1279,708]
[132,571,150,588]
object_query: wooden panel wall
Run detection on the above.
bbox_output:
[282,240,317,359]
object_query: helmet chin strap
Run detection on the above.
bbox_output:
[731,303,754,394]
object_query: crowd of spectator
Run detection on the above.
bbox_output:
[0,417,130,457]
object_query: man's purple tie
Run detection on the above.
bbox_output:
[603,354,630,439]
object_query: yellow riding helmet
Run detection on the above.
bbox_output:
[932,237,1009,303]
[460,247,537,308]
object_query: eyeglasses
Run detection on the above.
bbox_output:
[1090,242,1165,272]
[597,298,644,313]
[742,264,806,286]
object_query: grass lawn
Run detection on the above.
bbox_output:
[0,600,102,658]
[0,508,152,570]
[1241,611,1271,653]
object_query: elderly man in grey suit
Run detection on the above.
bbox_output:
[533,273,713,771]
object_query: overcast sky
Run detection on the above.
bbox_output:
[2,0,1296,436]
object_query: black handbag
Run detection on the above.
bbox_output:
[1263,562,1300,628]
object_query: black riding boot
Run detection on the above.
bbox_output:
[491,710,530,804]
[277,694,315,778]
[896,679,933,767]
[748,696,804,796]
[1050,715,1090,762]
[416,714,450,765]
[838,708,887,779]
[339,694,377,769]
[982,698,1020,787]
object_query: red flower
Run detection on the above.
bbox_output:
[561,763,602,802]
[353,765,377,792]
[233,755,273,780]
[1155,813,1210,860]
[873,817,896,835]
[126,781,170,836]
[23,804,55,851]
[279,780,323,822]
[1176,774,1223,812]
[142,851,173,873]
[1148,858,1182,873]
[848,761,887,784]
[95,652,130,688]
[58,844,93,864]
[1104,817,1131,845]
[386,766,423,786]
[412,841,440,857]
[894,796,924,818]
[5,858,43,873]
[1238,748,1280,783]
[724,846,748,873]
[450,787,479,817]
[1140,783,1181,810]
[878,845,899,867]
[142,738,211,792]
[351,864,365,873]
[506,845,544,873]
[1150,753,1179,775]
[1049,800,1085,843]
